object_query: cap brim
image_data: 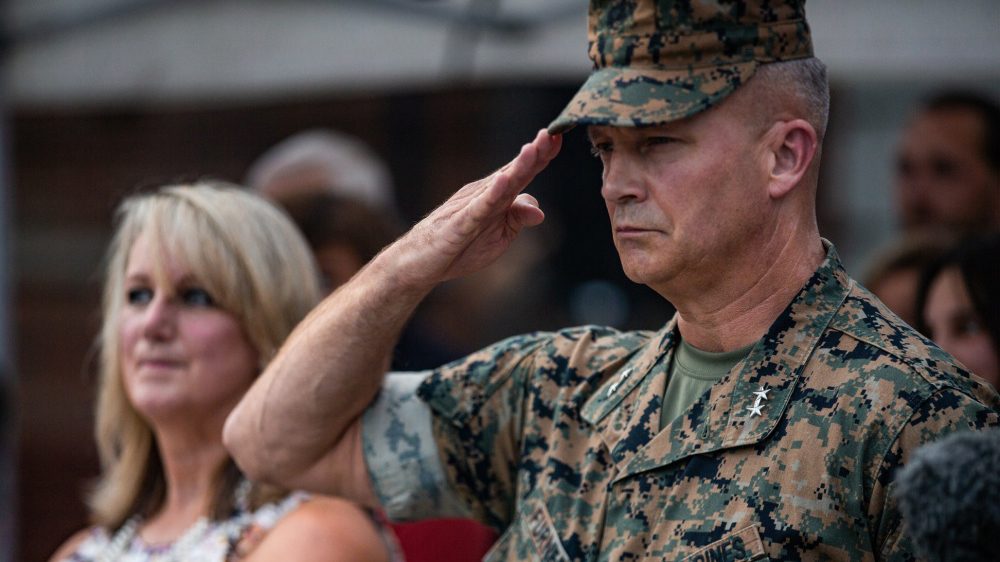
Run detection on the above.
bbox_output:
[547,61,758,135]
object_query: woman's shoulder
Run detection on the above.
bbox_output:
[48,526,105,562]
[242,496,391,562]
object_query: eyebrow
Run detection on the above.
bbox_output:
[124,272,150,284]
[123,271,199,289]
[172,274,204,288]
[586,123,683,143]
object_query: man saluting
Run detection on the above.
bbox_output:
[226,1,999,559]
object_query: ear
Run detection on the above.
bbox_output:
[765,119,818,199]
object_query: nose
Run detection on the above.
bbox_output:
[141,294,176,340]
[600,153,645,204]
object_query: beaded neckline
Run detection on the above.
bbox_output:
[96,479,253,562]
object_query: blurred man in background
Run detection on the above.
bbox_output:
[246,129,397,214]
[895,91,1000,234]
[868,92,997,327]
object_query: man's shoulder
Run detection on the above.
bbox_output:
[822,282,996,405]
[534,324,658,367]
[418,324,660,421]
[439,324,657,375]
[517,324,655,351]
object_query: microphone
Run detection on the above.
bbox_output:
[895,429,1000,562]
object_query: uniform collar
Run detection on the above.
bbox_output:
[582,241,853,480]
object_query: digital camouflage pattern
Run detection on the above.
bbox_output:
[548,0,814,134]
[399,245,1000,561]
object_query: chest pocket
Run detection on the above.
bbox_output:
[483,487,570,562]
[679,525,770,562]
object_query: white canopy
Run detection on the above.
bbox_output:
[5,0,1000,107]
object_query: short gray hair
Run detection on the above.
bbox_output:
[752,57,830,142]
[246,129,396,213]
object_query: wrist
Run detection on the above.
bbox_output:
[360,242,437,304]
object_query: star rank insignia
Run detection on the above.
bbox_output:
[746,385,770,418]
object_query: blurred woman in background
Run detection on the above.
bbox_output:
[917,232,1000,388]
[50,183,395,561]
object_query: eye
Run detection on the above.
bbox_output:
[126,287,153,306]
[642,136,677,151]
[930,157,958,179]
[180,287,216,308]
[589,142,612,158]
[955,317,983,337]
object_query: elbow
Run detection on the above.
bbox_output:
[223,404,311,487]
[223,406,272,484]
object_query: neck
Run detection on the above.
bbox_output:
[670,226,824,353]
[141,421,231,542]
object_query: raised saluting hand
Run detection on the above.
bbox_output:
[385,129,562,292]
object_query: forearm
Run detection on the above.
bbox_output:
[225,246,431,487]
[225,128,560,491]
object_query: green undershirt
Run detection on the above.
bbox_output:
[659,339,754,431]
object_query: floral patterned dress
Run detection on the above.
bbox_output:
[62,493,403,562]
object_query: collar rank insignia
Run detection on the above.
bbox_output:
[746,385,771,418]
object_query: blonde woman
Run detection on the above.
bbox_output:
[51,183,395,561]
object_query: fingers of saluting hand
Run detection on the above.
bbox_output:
[507,193,545,231]
[396,130,560,287]
[469,129,561,225]
[497,129,562,197]
[486,129,561,207]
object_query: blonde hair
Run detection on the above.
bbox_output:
[88,182,322,528]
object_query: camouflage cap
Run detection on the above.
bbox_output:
[548,0,814,134]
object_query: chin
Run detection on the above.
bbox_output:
[620,266,643,284]
[128,392,189,422]
[621,259,673,286]
[620,267,651,286]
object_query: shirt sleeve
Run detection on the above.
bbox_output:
[362,371,473,521]
[370,327,628,530]
[415,331,564,531]
[872,387,1000,561]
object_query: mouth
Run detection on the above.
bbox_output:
[137,358,184,369]
[614,225,659,237]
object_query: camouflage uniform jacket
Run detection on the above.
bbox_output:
[364,245,999,561]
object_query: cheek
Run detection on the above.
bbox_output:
[953,334,1000,374]
[118,313,143,363]
[118,314,149,405]
[186,318,258,386]
[948,180,992,208]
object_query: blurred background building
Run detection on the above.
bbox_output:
[2,0,999,560]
